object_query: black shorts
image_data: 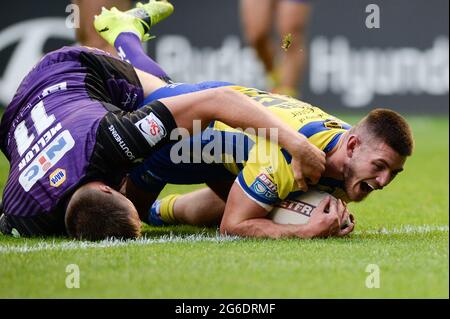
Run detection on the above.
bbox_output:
[0,207,66,237]
[85,100,178,189]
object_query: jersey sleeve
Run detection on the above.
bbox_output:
[88,100,179,187]
[236,139,295,210]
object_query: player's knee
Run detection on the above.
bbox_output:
[65,182,141,241]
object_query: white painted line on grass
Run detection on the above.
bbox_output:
[0,233,240,254]
[0,225,448,254]
[354,224,449,235]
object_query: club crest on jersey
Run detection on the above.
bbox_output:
[49,168,67,187]
[19,130,75,192]
[135,113,166,147]
[251,174,278,200]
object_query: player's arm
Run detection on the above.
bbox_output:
[158,87,325,189]
[100,87,324,182]
[220,182,351,239]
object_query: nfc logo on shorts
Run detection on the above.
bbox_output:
[49,168,67,187]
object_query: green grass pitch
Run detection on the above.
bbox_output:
[0,115,448,298]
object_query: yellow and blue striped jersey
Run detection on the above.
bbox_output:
[210,86,352,209]
[130,83,352,209]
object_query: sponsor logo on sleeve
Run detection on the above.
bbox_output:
[135,113,167,147]
[49,168,67,187]
[251,174,278,200]
[19,130,75,192]
[108,125,136,161]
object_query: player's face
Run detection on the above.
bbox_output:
[343,140,406,202]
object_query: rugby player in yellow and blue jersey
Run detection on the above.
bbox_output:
[94,1,414,239]
[125,85,413,239]
[128,85,353,213]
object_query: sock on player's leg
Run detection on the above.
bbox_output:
[159,194,180,224]
[148,194,180,226]
[114,32,169,78]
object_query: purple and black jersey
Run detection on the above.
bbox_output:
[0,46,176,235]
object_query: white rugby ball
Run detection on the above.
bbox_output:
[269,189,334,225]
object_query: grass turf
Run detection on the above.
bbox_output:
[0,115,448,298]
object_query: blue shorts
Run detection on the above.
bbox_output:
[131,81,236,193]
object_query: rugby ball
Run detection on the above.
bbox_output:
[269,189,334,225]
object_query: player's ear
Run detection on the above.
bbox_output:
[346,135,360,158]
[98,183,113,194]
[82,181,113,194]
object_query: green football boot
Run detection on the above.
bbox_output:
[94,0,174,46]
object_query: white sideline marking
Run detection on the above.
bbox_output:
[0,225,448,254]
[0,233,241,254]
[354,224,449,235]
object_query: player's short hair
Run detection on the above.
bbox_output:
[352,108,414,156]
[65,186,141,241]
